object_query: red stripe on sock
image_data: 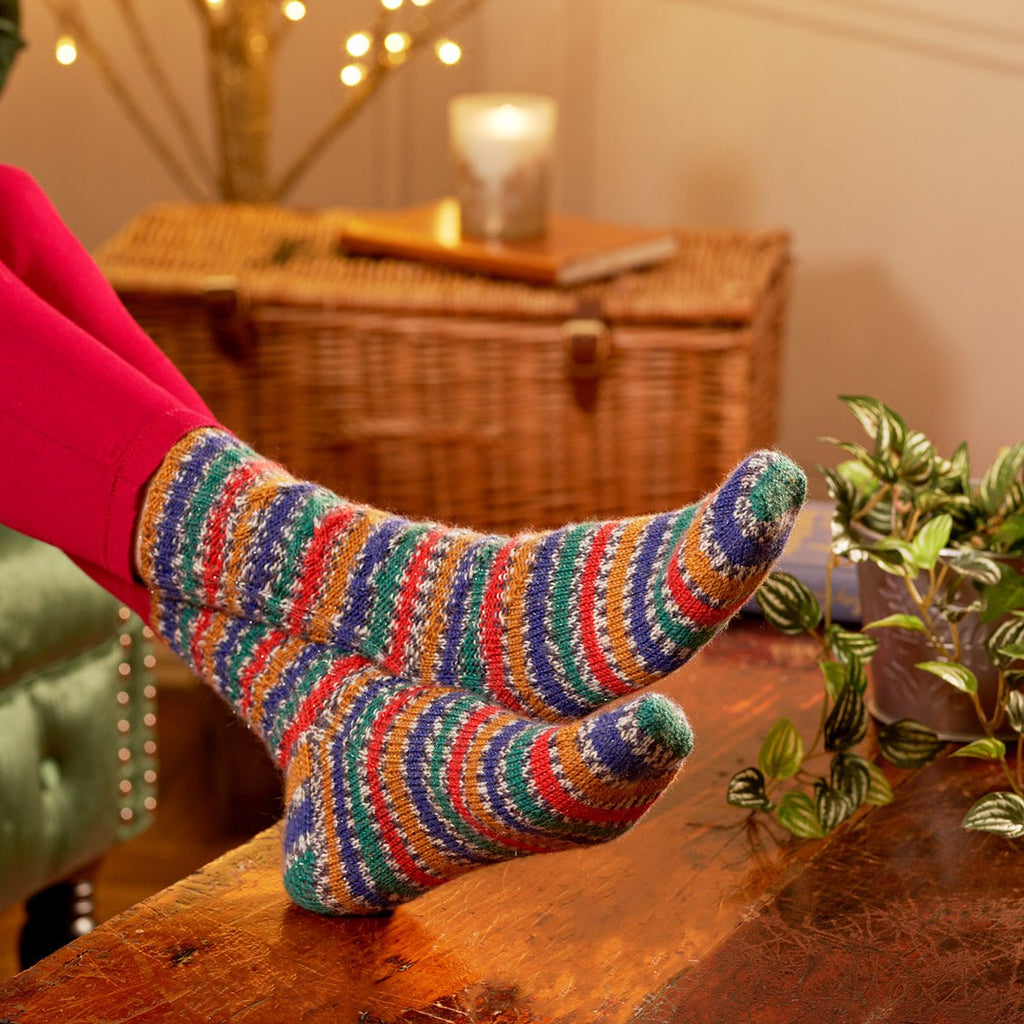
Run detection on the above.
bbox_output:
[446,708,539,853]
[287,502,360,633]
[202,461,267,608]
[238,627,289,721]
[579,523,634,696]
[382,527,445,674]
[277,653,366,768]
[187,605,217,674]
[365,687,443,889]
[529,732,651,826]
[480,543,524,713]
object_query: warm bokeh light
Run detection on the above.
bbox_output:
[381,0,403,9]
[411,0,434,5]
[282,1,307,21]
[55,35,78,66]
[435,39,461,65]
[346,32,372,58]
[340,63,366,87]
[384,32,410,54]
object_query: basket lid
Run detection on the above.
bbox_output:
[95,203,789,326]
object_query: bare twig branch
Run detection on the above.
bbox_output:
[271,0,485,201]
[40,0,211,200]
[114,0,215,185]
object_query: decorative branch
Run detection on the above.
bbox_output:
[41,0,210,200]
[114,0,215,185]
[273,0,485,201]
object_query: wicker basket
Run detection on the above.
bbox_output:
[96,204,791,531]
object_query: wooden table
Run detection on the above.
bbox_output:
[2,620,1022,1023]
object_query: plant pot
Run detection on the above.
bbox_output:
[857,558,1005,742]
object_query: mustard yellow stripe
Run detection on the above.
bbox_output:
[219,468,295,609]
[380,689,463,878]
[605,517,658,687]
[417,533,475,686]
[502,537,551,717]
[137,430,206,582]
[305,506,389,644]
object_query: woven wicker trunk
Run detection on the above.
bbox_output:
[96,205,791,531]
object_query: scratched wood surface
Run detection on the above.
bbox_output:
[2,620,1021,1023]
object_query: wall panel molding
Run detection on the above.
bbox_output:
[671,0,1024,78]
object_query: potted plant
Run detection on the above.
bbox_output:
[728,395,1024,840]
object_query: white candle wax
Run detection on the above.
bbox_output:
[449,93,557,241]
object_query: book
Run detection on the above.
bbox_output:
[336,198,680,287]
[742,500,862,625]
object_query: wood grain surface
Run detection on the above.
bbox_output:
[2,620,1021,1023]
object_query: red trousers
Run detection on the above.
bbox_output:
[0,167,219,619]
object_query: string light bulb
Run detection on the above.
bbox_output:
[384,31,410,54]
[346,32,372,58]
[55,34,78,66]
[381,0,403,10]
[435,39,461,65]
[206,0,225,9]
[411,0,434,5]
[282,1,306,21]
[340,63,366,87]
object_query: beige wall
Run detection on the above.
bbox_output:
[2,0,1023,486]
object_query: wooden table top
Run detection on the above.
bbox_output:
[3,619,1022,1023]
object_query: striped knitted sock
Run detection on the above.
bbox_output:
[154,596,693,915]
[139,429,805,720]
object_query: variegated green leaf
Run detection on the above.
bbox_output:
[726,767,774,811]
[864,762,894,805]
[962,791,1024,838]
[824,685,868,752]
[977,442,1024,516]
[756,572,821,635]
[825,624,879,666]
[987,617,1024,670]
[910,514,952,570]
[1006,690,1024,734]
[899,430,935,486]
[878,719,944,768]
[950,738,1006,761]
[945,549,1002,587]
[916,660,978,694]
[864,613,927,633]
[820,660,848,702]
[814,780,855,832]
[830,752,872,808]
[758,718,804,780]
[776,791,826,839]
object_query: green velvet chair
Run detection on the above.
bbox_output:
[0,526,157,969]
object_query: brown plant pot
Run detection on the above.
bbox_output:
[857,559,1004,742]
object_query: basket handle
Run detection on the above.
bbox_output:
[563,296,611,412]
[203,277,255,360]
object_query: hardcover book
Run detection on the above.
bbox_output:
[337,198,679,287]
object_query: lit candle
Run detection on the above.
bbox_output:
[448,93,557,241]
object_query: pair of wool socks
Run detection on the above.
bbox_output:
[137,431,804,914]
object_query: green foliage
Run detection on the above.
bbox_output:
[728,396,1024,844]
[0,0,21,94]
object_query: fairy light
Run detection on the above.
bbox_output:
[282,1,306,21]
[435,39,461,65]
[411,0,434,5]
[346,31,372,58]
[206,0,225,9]
[381,0,403,10]
[340,63,365,87]
[55,34,78,66]
[384,31,410,54]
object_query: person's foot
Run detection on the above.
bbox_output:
[139,431,805,720]
[158,597,693,914]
